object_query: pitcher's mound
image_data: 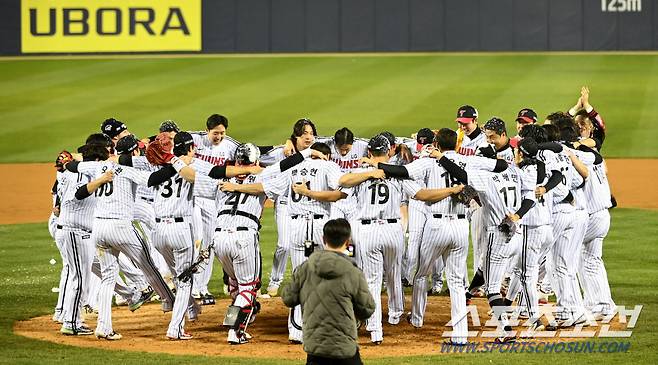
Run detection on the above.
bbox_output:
[13,295,624,360]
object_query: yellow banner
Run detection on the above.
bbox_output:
[21,0,201,53]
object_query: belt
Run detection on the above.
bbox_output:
[218,209,260,227]
[140,197,154,203]
[215,227,250,232]
[155,217,185,223]
[432,214,466,219]
[361,219,398,225]
[291,214,324,220]
[56,224,91,233]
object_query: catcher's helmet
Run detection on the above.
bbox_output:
[234,143,260,165]
[173,132,194,156]
[115,134,139,154]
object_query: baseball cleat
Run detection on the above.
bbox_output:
[114,294,128,306]
[267,286,279,297]
[200,293,215,305]
[228,330,250,344]
[167,332,193,340]
[371,340,383,345]
[61,325,93,336]
[443,340,468,346]
[494,331,517,344]
[95,331,123,341]
[191,290,201,300]
[429,284,443,295]
[129,287,154,312]
[406,312,421,329]
[401,278,412,288]
[388,314,401,325]
[162,301,173,313]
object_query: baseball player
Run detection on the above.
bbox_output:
[67,147,177,340]
[188,144,320,344]
[56,145,112,336]
[50,152,69,324]
[377,128,508,344]
[437,129,537,343]
[569,86,607,150]
[259,118,319,298]
[100,118,130,148]
[338,135,457,344]
[234,141,344,344]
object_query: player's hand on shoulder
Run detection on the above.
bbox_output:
[248,164,264,175]
[219,181,237,192]
[101,170,114,183]
[71,153,83,161]
[359,157,375,167]
[506,213,520,222]
[292,179,310,195]
[535,186,547,199]
[370,169,386,180]
[310,149,328,161]
[283,139,295,157]
[107,155,119,163]
[451,184,465,194]
[429,146,443,159]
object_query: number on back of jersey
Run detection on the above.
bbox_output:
[160,177,184,198]
[367,181,390,204]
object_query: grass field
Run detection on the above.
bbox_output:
[1,53,658,364]
[0,208,657,364]
[1,53,658,162]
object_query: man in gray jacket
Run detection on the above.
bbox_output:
[282,219,375,365]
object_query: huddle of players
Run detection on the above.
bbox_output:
[49,86,614,345]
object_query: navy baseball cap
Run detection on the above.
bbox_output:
[416,128,435,145]
[516,108,538,124]
[115,134,139,154]
[368,134,391,153]
[101,118,127,138]
[518,137,539,158]
[456,105,478,124]
[379,131,396,146]
[483,117,507,135]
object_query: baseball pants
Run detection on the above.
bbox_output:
[353,221,404,343]
[117,252,149,292]
[402,202,426,283]
[90,257,137,306]
[152,218,197,338]
[579,209,615,315]
[93,219,175,335]
[268,201,289,291]
[505,225,553,320]
[56,227,94,329]
[214,228,261,332]
[193,205,217,295]
[287,215,326,342]
[133,200,172,279]
[53,226,69,321]
[410,216,469,344]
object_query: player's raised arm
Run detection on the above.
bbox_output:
[75,170,113,200]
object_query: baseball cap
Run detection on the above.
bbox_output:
[101,118,127,138]
[456,105,478,124]
[379,131,396,146]
[516,108,538,124]
[115,134,139,154]
[173,132,194,153]
[483,117,507,135]
[159,120,180,133]
[416,128,435,145]
[518,137,539,158]
[368,134,392,154]
[234,143,260,165]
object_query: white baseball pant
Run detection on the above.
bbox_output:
[579,209,615,315]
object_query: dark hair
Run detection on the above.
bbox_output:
[206,114,229,130]
[519,124,548,143]
[550,113,579,142]
[291,118,317,139]
[310,142,331,158]
[173,132,194,157]
[86,133,112,148]
[541,124,561,142]
[379,131,395,146]
[323,219,351,249]
[545,111,571,125]
[79,144,109,161]
[334,127,354,147]
[436,128,457,150]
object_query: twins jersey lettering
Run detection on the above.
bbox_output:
[190,133,240,167]
[315,137,369,172]
[457,127,486,156]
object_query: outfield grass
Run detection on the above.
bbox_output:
[1,54,658,162]
[0,208,656,364]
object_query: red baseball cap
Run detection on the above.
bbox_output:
[516,108,538,124]
[456,105,478,124]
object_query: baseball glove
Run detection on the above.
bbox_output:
[55,150,73,171]
[498,216,518,242]
[146,132,174,166]
[453,185,478,205]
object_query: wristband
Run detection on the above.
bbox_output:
[171,157,186,172]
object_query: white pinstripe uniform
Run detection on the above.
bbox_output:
[493,146,517,280]
[544,148,588,321]
[456,128,487,273]
[348,167,421,343]
[262,158,343,342]
[580,159,615,315]
[467,166,534,298]
[51,172,68,321]
[315,136,369,219]
[150,163,200,338]
[258,146,291,292]
[56,171,96,331]
[405,153,498,343]
[190,132,240,295]
[77,161,175,337]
